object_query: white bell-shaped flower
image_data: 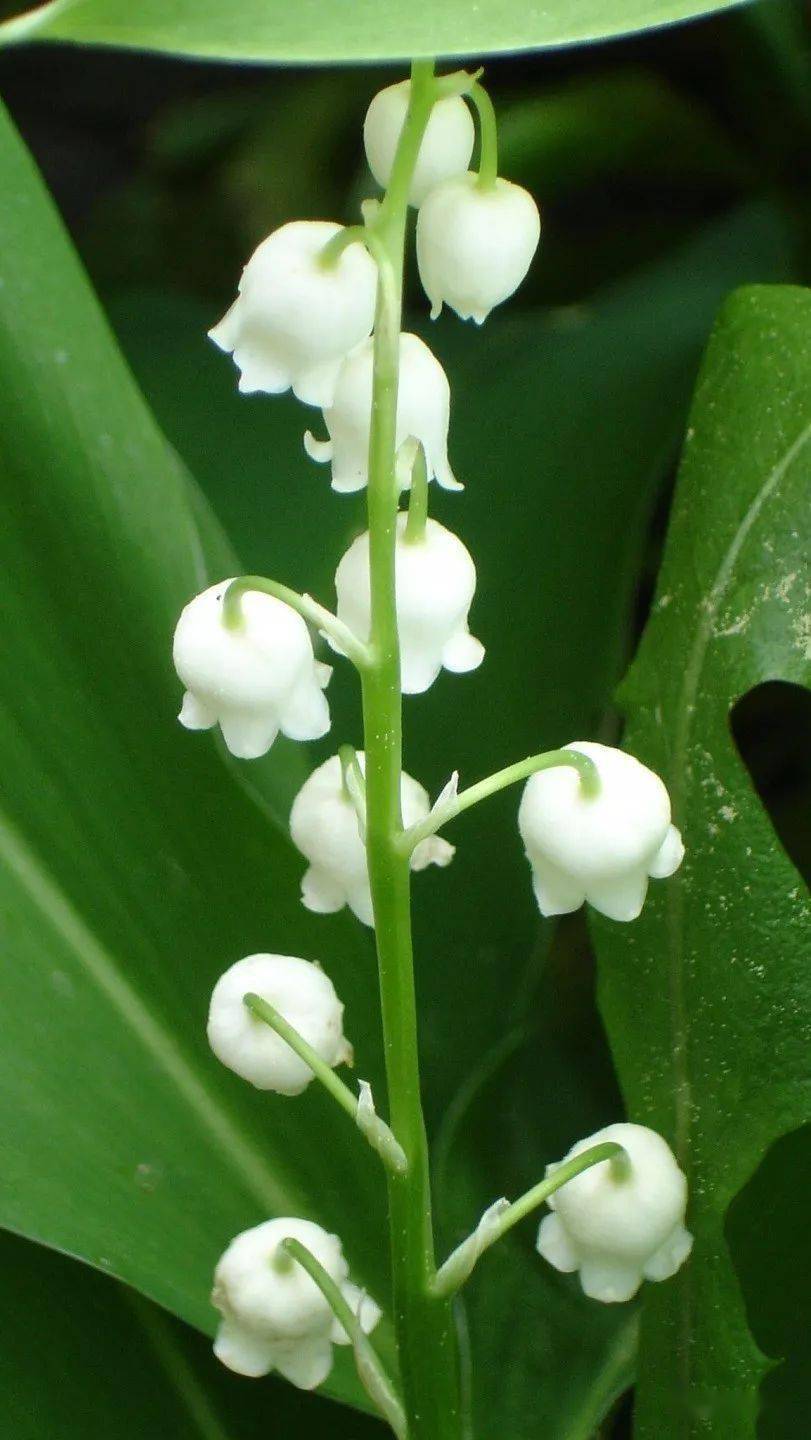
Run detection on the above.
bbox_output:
[207,954,352,1096]
[333,513,484,694]
[212,1217,381,1385]
[416,173,541,323]
[363,80,475,208]
[173,580,330,760]
[517,741,684,922]
[536,1123,693,1303]
[303,332,461,493]
[208,221,377,407]
[290,753,454,927]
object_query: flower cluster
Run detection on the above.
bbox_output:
[168,67,693,1408]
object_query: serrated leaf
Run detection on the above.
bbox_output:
[594,284,811,1438]
[1,0,746,65]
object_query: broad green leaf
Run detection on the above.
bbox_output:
[0,95,390,1412]
[594,285,811,1437]
[0,1230,384,1439]
[0,0,747,64]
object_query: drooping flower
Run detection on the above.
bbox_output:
[290,753,454,926]
[416,173,541,323]
[173,580,330,760]
[517,741,684,922]
[333,513,484,694]
[536,1123,693,1303]
[207,954,352,1096]
[208,221,377,407]
[303,332,461,493]
[212,1217,380,1385]
[363,79,475,208]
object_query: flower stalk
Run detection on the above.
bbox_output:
[361,58,464,1440]
[432,1141,626,1298]
[399,746,601,856]
[283,1238,407,1438]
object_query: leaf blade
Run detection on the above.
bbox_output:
[594,284,811,1438]
[2,0,748,64]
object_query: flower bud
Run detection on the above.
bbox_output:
[173,581,331,760]
[518,741,684,922]
[536,1123,693,1303]
[207,954,351,1095]
[290,753,454,926]
[212,1217,380,1384]
[416,173,541,323]
[208,221,377,407]
[363,80,475,208]
[334,514,484,694]
[303,332,460,494]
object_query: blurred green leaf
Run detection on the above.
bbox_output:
[1,0,747,64]
[594,284,811,1437]
[0,95,391,1413]
[0,1230,384,1439]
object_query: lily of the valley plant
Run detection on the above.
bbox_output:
[172,63,691,1440]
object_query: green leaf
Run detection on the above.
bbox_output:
[0,94,390,1412]
[593,284,811,1437]
[0,1230,385,1439]
[0,0,747,64]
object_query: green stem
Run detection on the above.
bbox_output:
[433,1142,627,1298]
[282,1238,407,1439]
[362,59,463,1440]
[470,82,499,189]
[403,443,429,544]
[399,747,601,857]
[243,993,407,1175]
[221,575,369,669]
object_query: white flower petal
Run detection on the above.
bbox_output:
[300,866,346,915]
[213,1318,277,1377]
[178,691,217,731]
[219,713,280,760]
[642,1223,694,1281]
[441,630,485,674]
[528,854,585,917]
[648,823,685,879]
[584,870,649,923]
[535,1212,579,1273]
[270,1336,334,1390]
[578,1258,643,1304]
